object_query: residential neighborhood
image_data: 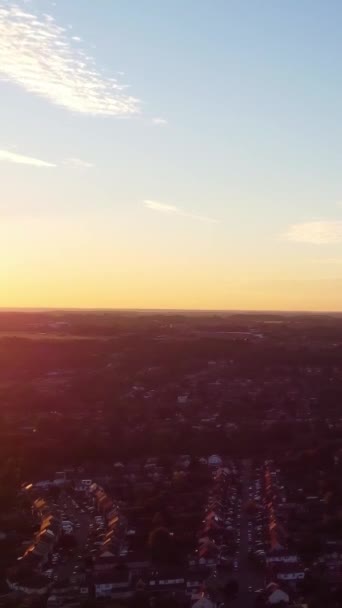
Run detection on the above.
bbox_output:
[1,311,342,606]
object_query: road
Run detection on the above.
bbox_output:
[233,460,264,608]
[55,493,91,581]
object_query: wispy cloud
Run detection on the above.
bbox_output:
[0,148,55,168]
[284,220,342,244]
[0,2,140,116]
[143,200,219,224]
[152,117,168,126]
[63,157,93,169]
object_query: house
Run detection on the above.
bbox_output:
[47,598,80,608]
[34,480,52,489]
[94,571,132,599]
[33,497,48,515]
[22,539,50,567]
[274,563,305,582]
[188,555,212,570]
[185,571,207,597]
[7,571,50,596]
[192,598,215,608]
[208,455,222,468]
[79,584,89,597]
[62,520,74,534]
[177,454,192,469]
[114,461,125,469]
[105,509,117,524]
[268,588,290,604]
[94,552,118,572]
[54,471,67,486]
[126,550,151,573]
[148,574,185,595]
[99,496,113,514]
[76,479,92,491]
[266,552,298,565]
[41,515,61,538]
[47,580,77,607]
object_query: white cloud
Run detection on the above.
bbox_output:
[143,200,219,224]
[63,157,93,169]
[0,2,140,116]
[152,117,168,126]
[144,201,178,214]
[284,220,342,244]
[0,148,55,168]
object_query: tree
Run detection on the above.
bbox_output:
[148,527,177,563]
[152,512,165,528]
[245,500,258,515]
[224,579,239,600]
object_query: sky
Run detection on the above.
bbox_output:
[2,0,342,311]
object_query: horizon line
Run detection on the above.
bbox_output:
[0,306,341,315]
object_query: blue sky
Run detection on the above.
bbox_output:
[1,0,342,309]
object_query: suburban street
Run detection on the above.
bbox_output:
[233,460,264,608]
[55,493,91,581]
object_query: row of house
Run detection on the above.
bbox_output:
[264,462,305,588]
[7,496,61,596]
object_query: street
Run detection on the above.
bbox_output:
[55,493,91,581]
[233,460,264,608]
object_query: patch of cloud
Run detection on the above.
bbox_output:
[0,2,140,116]
[0,148,55,168]
[152,117,168,126]
[143,200,218,224]
[63,157,93,169]
[284,220,342,244]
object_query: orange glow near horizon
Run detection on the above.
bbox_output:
[2,218,342,313]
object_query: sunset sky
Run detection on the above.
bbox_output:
[2,0,342,311]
